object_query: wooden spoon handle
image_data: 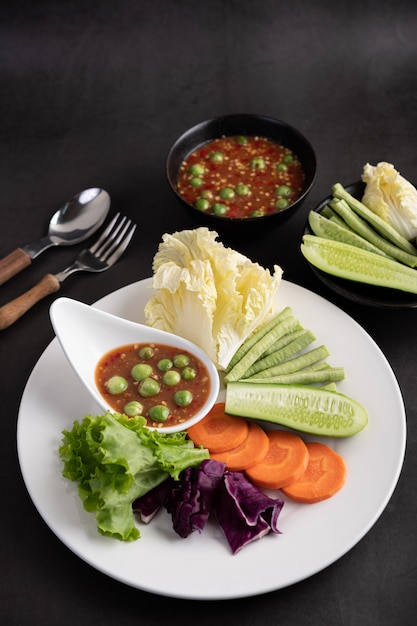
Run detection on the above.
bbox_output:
[0,248,32,286]
[0,273,60,330]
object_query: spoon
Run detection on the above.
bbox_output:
[0,187,111,286]
[49,297,220,434]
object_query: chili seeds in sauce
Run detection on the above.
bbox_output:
[95,343,211,429]
[177,135,305,219]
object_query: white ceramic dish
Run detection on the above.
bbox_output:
[17,279,406,600]
[49,297,220,434]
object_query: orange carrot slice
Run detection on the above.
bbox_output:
[187,402,249,453]
[210,422,270,471]
[281,441,346,503]
[245,429,309,490]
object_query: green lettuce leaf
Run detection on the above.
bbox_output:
[59,412,209,541]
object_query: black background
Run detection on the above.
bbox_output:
[1,1,416,624]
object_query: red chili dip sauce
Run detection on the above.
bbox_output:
[177,135,305,219]
[95,342,211,429]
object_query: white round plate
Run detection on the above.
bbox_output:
[17,279,406,600]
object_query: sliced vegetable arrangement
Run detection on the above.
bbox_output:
[219,305,367,438]
[223,306,344,386]
[188,404,347,504]
[59,299,361,552]
[302,163,417,294]
[58,226,371,554]
[59,411,286,553]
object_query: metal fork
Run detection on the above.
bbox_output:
[0,213,136,330]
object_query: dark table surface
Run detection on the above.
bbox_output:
[1,1,416,624]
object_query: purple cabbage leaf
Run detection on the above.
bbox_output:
[132,459,285,554]
[212,471,284,554]
[132,477,175,523]
[165,459,226,537]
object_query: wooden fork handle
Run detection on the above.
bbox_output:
[0,273,60,330]
[0,248,32,286]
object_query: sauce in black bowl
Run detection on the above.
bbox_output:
[166,114,317,236]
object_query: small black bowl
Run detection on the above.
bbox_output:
[166,114,317,236]
[304,181,417,308]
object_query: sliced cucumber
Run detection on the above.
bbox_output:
[319,204,339,220]
[309,210,392,258]
[225,381,368,437]
[301,235,417,294]
[329,198,417,267]
[332,182,417,256]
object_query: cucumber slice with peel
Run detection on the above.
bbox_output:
[225,381,368,438]
[309,210,392,258]
[329,198,417,267]
[301,235,417,294]
[332,182,417,256]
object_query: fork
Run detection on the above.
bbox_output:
[0,213,136,330]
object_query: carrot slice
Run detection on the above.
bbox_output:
[281,441,346,503]
[210,422,270,471]
[187,402,249,453]
[245,429,309,490]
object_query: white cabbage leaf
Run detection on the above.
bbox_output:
[144,228,283,369]
[362,161,417,241]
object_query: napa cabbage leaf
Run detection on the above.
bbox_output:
[362,161,417,241]
[144,228,282,369]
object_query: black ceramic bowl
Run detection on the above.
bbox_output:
[166,114,317,235]
[304,181,417,309]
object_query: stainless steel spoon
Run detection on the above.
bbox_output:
[0,187,111,286]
